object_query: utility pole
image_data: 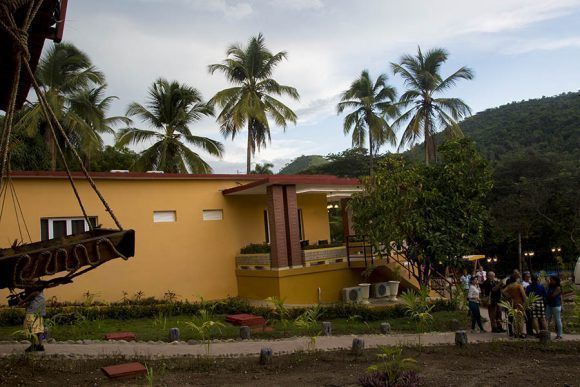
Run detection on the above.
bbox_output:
[518,231,522,274]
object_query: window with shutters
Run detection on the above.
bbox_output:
[40,217,97,240]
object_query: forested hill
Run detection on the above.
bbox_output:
[464,91,580,162]
[405,91,580,164]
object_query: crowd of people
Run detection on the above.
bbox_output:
[459,266,564,339]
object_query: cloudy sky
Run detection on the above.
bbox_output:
[62,0,580,173]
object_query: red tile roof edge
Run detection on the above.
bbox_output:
[9,170,360,185]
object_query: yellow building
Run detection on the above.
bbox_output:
[0,171,406,305]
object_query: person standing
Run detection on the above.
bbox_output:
[522,272,533,335]
[16,285,46,352]
[468,277,486,333]
[460,269,471,292]
[481,271,504,333]
[525,274,547,336]
[502,276,527,338]
[545,275,563,339]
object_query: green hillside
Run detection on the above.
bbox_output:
[279,155,328,174]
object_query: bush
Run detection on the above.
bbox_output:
[302,242,343,250]
[0,296,458,326]
[240,243,271,254]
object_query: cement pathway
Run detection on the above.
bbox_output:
[1,332,579,359]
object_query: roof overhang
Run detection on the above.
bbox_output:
[463,254,486,261]
[222,175,362,199]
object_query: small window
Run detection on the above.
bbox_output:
[40,216,97,241]
[202,209,223,221]
[153,211,176,223]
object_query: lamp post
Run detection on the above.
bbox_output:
[524,251,534,271]
[551,247,562,273]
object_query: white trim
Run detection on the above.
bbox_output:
[46,217,90,239]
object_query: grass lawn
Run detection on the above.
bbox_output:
[0,310,469,342]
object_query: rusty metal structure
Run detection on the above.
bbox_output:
[0,0,135,290]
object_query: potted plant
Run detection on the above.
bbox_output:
[359,266,376,304]
[388,266,401,301]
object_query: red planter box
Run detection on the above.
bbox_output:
[104,332,136,341]
[225,313,266,327]
[101,362,147,378]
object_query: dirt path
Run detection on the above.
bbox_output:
[1,331,579,358]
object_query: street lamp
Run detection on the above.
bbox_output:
[524,251,534,271]
[551,247,563,273]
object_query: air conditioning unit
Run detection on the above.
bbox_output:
[371,282,391,298]
[342,286,363,303]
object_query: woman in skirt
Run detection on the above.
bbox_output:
[525,274,547,336]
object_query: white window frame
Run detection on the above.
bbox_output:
[153,210,177,223]
[202,209,223,221]
[46,217,91,239]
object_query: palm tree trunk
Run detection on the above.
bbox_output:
[246,120,252,174]
[45,128,57,171]
[368,127,373,176]
[424,110,431,165]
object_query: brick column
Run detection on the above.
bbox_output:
[284,185,303,267]
[267,185,289,269]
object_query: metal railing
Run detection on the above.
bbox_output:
[345,235,456,299]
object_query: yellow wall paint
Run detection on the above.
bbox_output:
[237,263,361,304]
[0,177,333,303]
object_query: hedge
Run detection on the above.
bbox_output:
[0,297,457,326]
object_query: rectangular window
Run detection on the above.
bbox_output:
[40,216,97,241]
[202,209,223,221]
[153,210,176,223]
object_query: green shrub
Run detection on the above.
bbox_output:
[302,242,343,250]
[0,296,458,326]
[240,243,271,254]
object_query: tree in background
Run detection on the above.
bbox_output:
[391,47,473,165]
[251,162,274,174]
[209,33,299,174]
[337,70,398,175]
[350,139,492,286]
[68,85,130,168]
[15,43,108,170]
[116,79,223,173]
[302,147,371,178]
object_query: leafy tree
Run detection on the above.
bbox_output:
[15,42,107,170]
[404,91,580,267]
[350,139,492,286]
[208,33,299,174]
[302,147,372,178]
[391,47,473,165]
[89,145,139,172]
[337,70,398,175]
[251,162,274,174]
[116,78,223,173]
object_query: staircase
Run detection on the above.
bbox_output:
[346,235,456,299]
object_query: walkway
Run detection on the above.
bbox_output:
[1,331,579,358]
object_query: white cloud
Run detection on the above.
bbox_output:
[269,0,324,11]
[502,36,580,54]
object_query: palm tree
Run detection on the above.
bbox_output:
[391,47,474,165]
[208,33,299,174]
[337,70,398,175]
[15,42,106,170]
[68,85,130,168]
[251,162,274,174]
[116,78,224,174]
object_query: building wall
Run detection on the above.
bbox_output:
[0,177,330,303]
[236,263,361,304]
